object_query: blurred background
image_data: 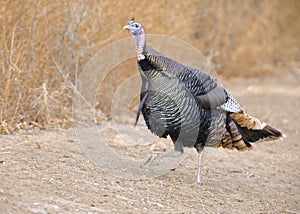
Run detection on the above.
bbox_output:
[0,0,299,133]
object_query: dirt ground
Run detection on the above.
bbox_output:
[1,73,299,213]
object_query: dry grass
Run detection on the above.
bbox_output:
[192,0,300,78]
[0,0,299,134]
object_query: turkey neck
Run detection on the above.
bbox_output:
[132,29,146,60]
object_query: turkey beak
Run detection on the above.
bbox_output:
[123,25,130,30]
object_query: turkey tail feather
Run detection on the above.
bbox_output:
[239,125,284,143]
[230,111,285,143]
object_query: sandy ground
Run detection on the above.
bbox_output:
[0,73,299,213]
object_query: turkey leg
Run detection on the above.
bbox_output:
[196,146,204,185]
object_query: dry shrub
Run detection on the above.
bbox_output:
[0,0,299,133]
[0,0,107,133]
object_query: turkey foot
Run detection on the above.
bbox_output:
[140,150,183,168]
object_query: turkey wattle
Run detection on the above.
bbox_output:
[123,18,285,184]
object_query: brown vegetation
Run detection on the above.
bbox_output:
[0,0,299,133]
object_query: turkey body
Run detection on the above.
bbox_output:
[137,45,284,153]
[137,58,227,153]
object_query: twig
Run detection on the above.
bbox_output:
[285,210,300,214]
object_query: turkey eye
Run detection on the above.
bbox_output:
[135,24,139,28]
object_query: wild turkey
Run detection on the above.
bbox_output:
[123,18,285,184]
